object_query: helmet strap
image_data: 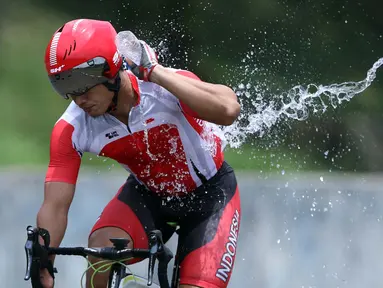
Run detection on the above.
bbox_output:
[104,74,121,113]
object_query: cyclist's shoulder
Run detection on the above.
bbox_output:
[60,101,85,123]
[51,102,88,138]
[54,101,100,130]
[49,102,92,153]
[50,100,78,124]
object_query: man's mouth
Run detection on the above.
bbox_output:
[83,105,94,113]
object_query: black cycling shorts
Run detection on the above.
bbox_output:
[90,161,241,288]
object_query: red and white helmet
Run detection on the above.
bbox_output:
[44,19,123,99]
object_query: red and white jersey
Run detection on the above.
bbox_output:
[46,70,227,194]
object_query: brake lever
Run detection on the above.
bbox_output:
[24,240,34,280]
[147,233,159,286]
[24,226,39,280]
[24,226,57,282]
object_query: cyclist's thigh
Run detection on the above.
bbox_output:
[89,175,174,263]
[178,165,241,288]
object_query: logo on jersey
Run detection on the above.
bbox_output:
[145,118,155,124]
[215,209,240,283]
[195,119,204,126]
[105,131,119,139]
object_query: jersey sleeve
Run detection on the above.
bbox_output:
[174,70,201,118]
[45,119,82,184]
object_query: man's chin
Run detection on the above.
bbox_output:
[88,110,103,117]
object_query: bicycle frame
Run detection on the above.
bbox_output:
[108,237,182,287]
[170,244,181,288]
[108,262,128,288]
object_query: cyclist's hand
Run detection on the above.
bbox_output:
[128,40,159,82]
[40,268,54,288]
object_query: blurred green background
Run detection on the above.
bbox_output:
[1,0,382,172]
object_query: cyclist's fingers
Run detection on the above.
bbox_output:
[40,269,54,288]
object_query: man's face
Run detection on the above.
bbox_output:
[71,84,114,117]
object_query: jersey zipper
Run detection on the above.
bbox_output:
[190,159,208,184]
[126,124,132,134]
[107,114,132,134]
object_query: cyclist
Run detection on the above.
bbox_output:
[37,18,241,288]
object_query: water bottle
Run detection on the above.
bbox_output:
[115,31,142,66]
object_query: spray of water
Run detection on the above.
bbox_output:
[108,6,383,174]
[223,57,383,148]
[116,29,382,150]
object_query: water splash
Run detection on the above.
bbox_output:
[115,25,382,151]
[109,6,383,174]
[224,57,383,148]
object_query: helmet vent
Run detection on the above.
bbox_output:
[68,44,73,56]
[57,25,65,33]
[63,40,77,60]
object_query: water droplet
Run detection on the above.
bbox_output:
[285,182,289,187]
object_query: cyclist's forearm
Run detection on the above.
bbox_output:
[37,203,69,261]
[150,65,240,126]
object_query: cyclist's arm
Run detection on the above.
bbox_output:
[150,66,240,126]
[37,119,81,262]
[37,182,75,260]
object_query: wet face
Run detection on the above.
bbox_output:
[71,84,114,117]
